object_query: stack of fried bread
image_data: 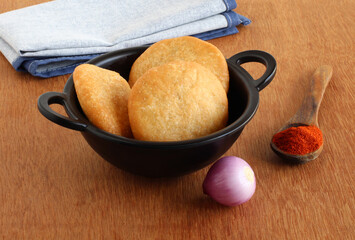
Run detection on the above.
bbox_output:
[73,36,229,141]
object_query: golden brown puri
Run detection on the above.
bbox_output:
[73,64,132,137]
[128,61,228,142]
[128,36,229,92]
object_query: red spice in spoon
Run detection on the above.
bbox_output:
[272,125,323,155]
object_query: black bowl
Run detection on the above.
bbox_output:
[37,46,276,177]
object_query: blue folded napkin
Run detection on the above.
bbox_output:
[0,0,250,78]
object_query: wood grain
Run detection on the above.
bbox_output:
[1,0,354,239]
[284,65,333,127]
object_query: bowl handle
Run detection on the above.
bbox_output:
[227,50,277,91]
[37,92,87,131]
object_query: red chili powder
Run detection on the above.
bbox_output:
[272,125,323,155]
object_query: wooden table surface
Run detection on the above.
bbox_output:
[1,0,354,239]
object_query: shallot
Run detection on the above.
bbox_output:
[203,156,256,206]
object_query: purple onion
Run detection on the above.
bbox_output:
[203,156,256,206]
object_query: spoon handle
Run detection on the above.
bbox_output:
[288,65,333,126]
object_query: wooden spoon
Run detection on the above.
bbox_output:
[270,65,333,163]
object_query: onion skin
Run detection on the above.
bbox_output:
[203,156,256,206]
